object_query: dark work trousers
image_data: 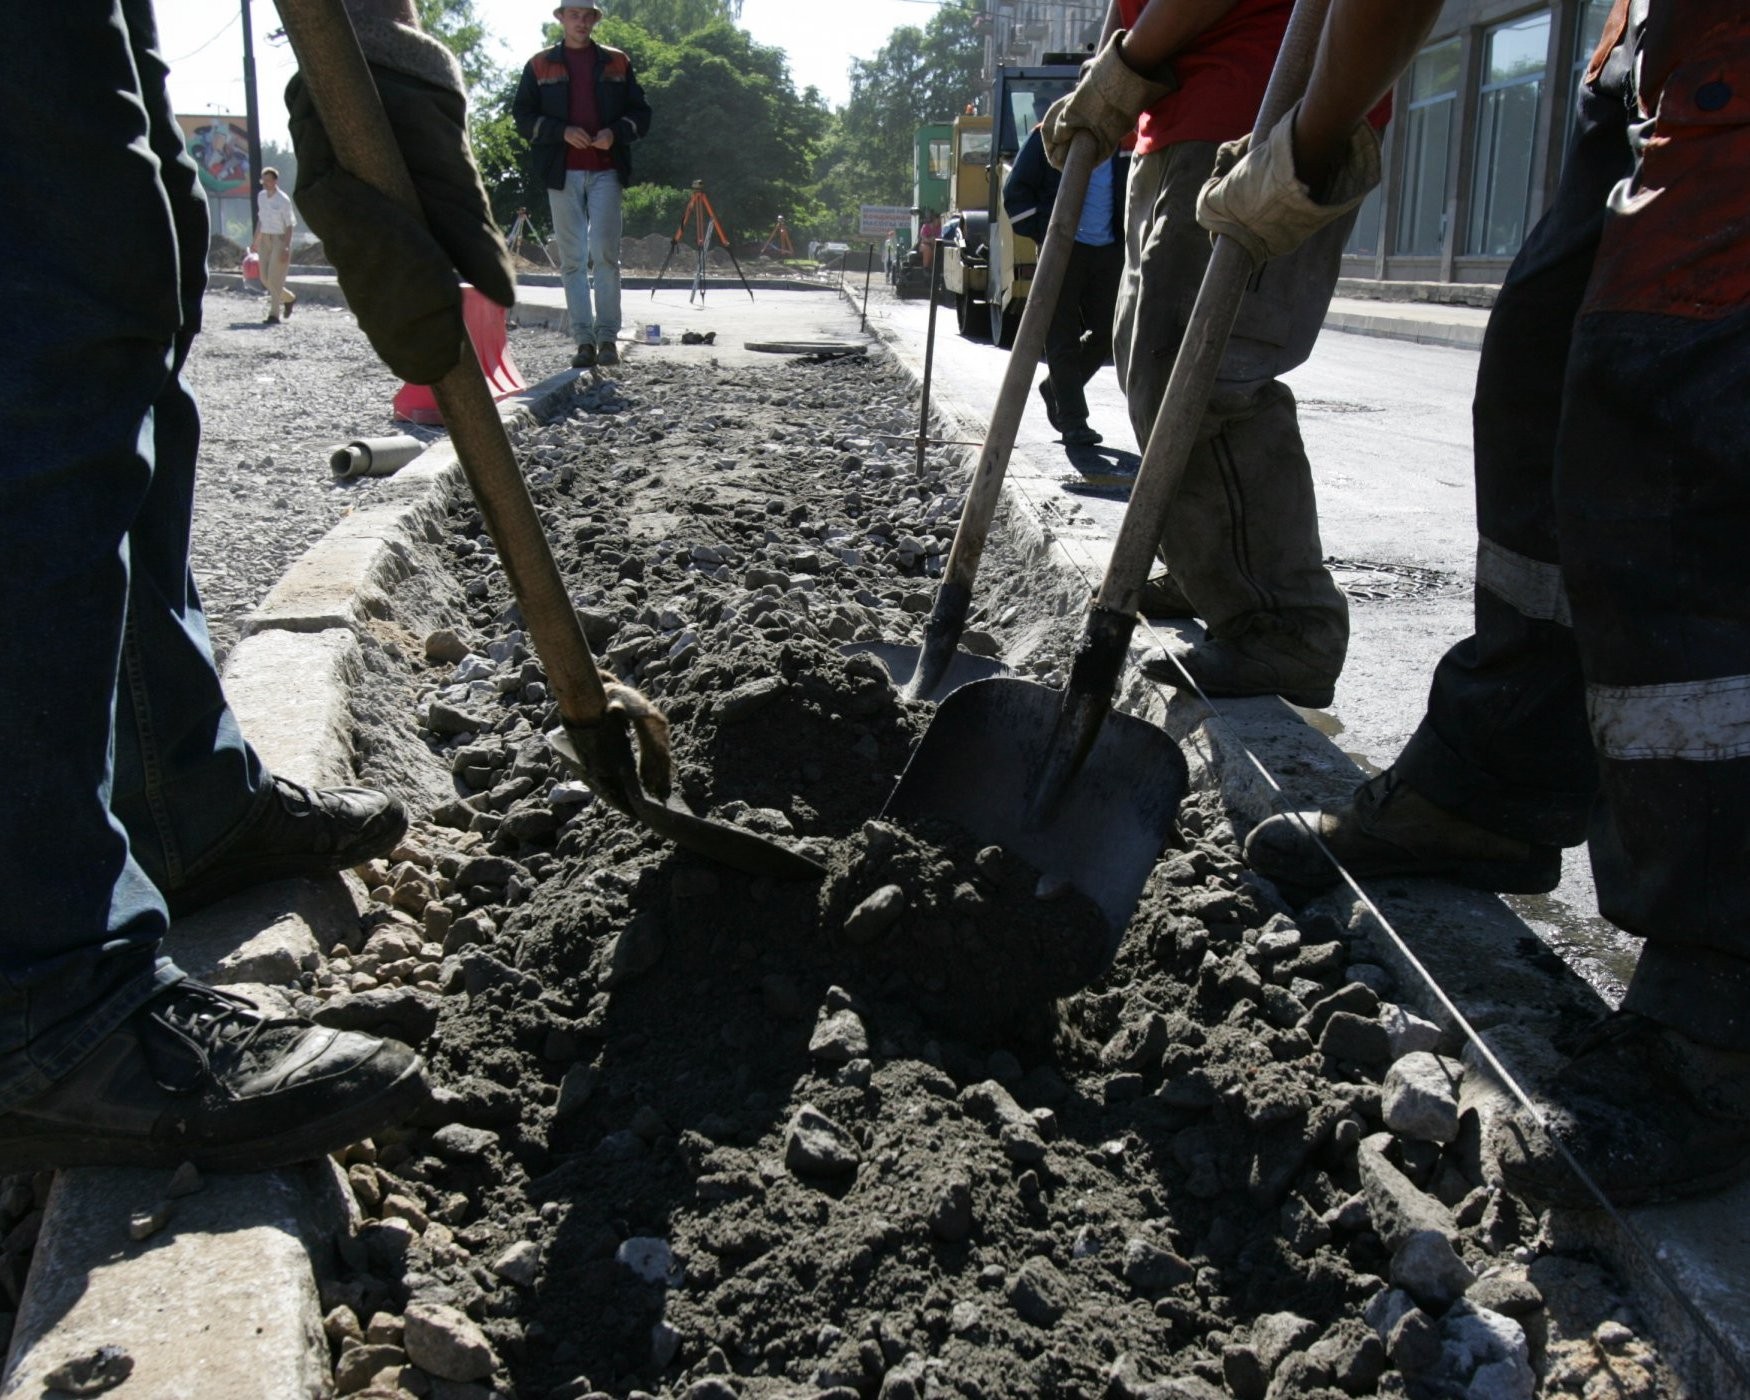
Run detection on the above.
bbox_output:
[1043,238,1123,426]
[1396,21,1750,1051]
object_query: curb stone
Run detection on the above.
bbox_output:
[849,282,1750,1396]
[0,365,590,1400]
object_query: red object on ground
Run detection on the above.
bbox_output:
[241,250,261,283]
[392,286,527,425]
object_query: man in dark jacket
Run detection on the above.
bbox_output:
[513,3,653,369]
[1003,127,1125,448]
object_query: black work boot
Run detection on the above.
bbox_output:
[1498,1012,1750,1208]
[1062,421,1103,447]
[1141,611,1343,708]
[160,775,408,916]
[595,340,620,367]
[0,982,428,1173]
[570,343,597,369]
[1243,769,1561,893]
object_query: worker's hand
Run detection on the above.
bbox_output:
[1195,104,1381,265]
[591,129,616,150]
[285,15,515,385]
[1040,30,1176,170]
[563,125,594,149]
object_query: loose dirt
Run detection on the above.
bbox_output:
[301,348,1676,1399]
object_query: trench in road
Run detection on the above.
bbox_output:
[863,287,1637,1003]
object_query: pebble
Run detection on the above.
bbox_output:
[492,1241,541,1287]
[784,1103,861,1178]
[404,1300,497,1384]
[808,1008,869,1064]
[842,884,906,943]
[1381,1051,1463,1144]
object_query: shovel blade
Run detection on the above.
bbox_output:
[884,677,1188,932]
[548,728,825,881]
[842,640,1007,703]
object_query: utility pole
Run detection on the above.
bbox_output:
[242,0,263,234]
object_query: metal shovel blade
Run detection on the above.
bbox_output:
[841,639,1007,702]
[548,726,826,882]
[883,677,1188,932]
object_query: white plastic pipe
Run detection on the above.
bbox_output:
[329,434,425,479]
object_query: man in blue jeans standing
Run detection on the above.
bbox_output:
[0,0,515,1172]
[514,3,653,370]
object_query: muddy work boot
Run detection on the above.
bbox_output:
[1243,769,1561,892]
[570,343,597,369]
[1498,1012,1750,1208]
[1140,611,1341,708]
[0,981,429,1173]
[158,775,409,916]
[595,340,620,367]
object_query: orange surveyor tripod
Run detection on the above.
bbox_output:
[651,180,755,304]
[761,215,795,257]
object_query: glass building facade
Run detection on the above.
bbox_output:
[1344,0,1617,286]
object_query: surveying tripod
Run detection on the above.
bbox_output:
[760,215,795,258]
[651,181,755,304]
[504,207,554,267]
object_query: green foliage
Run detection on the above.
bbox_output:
[813,0,983,232]
[415,0,498,90]
[603,0,742,43]
[621,184,692,240]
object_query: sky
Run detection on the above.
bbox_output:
[153,0,955,147]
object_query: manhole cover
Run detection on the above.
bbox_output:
[1327,557,1460,602]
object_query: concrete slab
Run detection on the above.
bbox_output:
[1,1165,339,1400]
[221,629,364,790]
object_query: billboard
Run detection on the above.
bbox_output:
[177,114,251,196]
[858,204,912,237]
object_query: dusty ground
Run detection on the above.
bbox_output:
[0,292,1681,1400]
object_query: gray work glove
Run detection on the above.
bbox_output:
[286,15,515,385]
[1195,104,1382,265]
[1041,30,1177,171]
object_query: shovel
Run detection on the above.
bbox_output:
[847,132,1104,702]
[886,0,1334,931]
[274,0,823,883]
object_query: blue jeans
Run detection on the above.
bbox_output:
[547,168,624,345]
[0,0,268,1110]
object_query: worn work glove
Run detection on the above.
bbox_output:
[287,14,515,385]
[1041,30,1177,171]
[598,670,673,799]
[1195,104,1381,265]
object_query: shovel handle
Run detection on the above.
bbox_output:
[934,130,1101,602]
[272,0,610,732]
[1093,0,1334,615]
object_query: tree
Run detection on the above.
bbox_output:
[415,0,499,90]
[814,0,983,231]
[607,0,742,43]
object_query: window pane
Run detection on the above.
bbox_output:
[1395,98,1453,255]
[1485,13,1550,85]
[1468,78,1543,253]
[1409,37,1462,101]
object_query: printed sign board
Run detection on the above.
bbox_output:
[858,204,913,237]
[177,114,251,195]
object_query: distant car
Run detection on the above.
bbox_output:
[817,241,850,257]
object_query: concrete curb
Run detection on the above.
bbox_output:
[0,364,592,1400]
[850,284,1750,1396]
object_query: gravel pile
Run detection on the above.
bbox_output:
[0,292,1680,1399]
[280,354,1672,1399]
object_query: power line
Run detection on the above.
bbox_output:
[168,10,241,64]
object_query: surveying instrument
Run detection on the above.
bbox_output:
[760,215,795,258]
[651,180,755,304]
[503,207,554,268]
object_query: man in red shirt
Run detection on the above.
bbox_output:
[1044,0,1382,709]
[514,3,652,369]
